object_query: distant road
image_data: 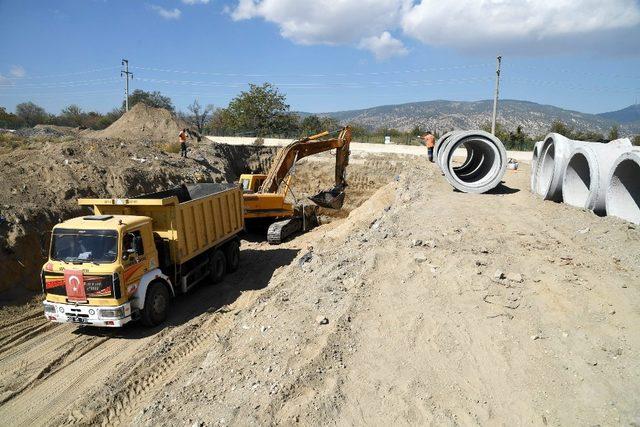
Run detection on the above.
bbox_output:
[205,136,534,163]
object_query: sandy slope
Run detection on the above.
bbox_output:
[0,157,638,426]
[127,160,639,426]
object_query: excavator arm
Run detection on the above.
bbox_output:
[259,126,352,209]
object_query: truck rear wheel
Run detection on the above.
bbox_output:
[141,282,170,326]
[210,249,226,283]
[226,240,240,272]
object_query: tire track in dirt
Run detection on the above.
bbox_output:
[0,321,56,356]
[50,244,299,426]
[0,335,110,405]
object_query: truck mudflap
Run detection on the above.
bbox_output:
[43,301,134,327]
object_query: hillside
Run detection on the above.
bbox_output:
[312,100,640,137]
[597,104,640,124]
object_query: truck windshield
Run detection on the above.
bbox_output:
[51,229,118,263]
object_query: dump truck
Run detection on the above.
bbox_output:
[240,126,351,244]
[41,183,244,327]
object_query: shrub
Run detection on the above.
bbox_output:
[163,142,181,153]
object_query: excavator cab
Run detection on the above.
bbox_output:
[239,174,266,193]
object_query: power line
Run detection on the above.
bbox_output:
[133,76,493,89]
[131,63,492,78]
[0,78,120,89]
[2,66,119,80]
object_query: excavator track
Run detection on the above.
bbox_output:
[267,218,302,245]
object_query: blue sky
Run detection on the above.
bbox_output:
[1,0,639,115]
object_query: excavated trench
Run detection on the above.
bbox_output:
[0,140,399,305]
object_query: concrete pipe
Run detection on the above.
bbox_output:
[534,133,593,201]
[605,149,640,224]
[562,138,633,215]
[438,130,507,193]
[434,131,459,170]
[530,140,544,193]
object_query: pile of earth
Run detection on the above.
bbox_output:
[93,103,195,143]
[15,124,79,139]
[0,133,276,304]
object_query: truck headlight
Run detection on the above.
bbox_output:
[99,307,125,318]
[44,304,56,314]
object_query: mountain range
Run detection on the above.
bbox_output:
[311,100,640,137]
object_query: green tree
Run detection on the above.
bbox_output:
[125,90,174,112]
[186,99,215,135]
[0,107,25,129]
[219,83,298,136]
[299,115,323,136]
[608,124,620,140]
[410,125,424,136]
[60,104,85,127]
[15,102,49,127]
[549,120,572,137]
[96,109,124,129]
[633,135,640,146]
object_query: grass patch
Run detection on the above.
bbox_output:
[163,142,181,153]
[0,133,28,154]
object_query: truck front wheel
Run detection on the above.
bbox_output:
[141,282,170,326]
[210,250,226,283]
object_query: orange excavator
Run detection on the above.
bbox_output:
[239,126,352,244]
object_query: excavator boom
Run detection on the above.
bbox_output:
[259,126,352,209]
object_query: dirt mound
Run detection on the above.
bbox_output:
[15,125,77,139]
[94,103,193,143]
[0,135,276,304]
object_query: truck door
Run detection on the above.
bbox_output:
[122,229,148,297]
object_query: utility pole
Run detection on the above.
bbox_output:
[121,59,133,111]
[491,55,502,136]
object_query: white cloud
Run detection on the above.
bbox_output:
[9,65,25,78]
[0,74,8,84]
[231,0,409,46]
[150,5,182,19]
[182,0,210,4]
[229,0,640,56]
[359,32,408,60]
[401,0,640,53]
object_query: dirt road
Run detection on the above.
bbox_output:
[1,156,639,426]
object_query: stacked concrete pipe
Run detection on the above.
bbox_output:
[435,130,507,194]
[605,148,640,224]
[562,138,633,215]
[533,133,594,201]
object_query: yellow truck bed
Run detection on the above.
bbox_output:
[78,183,244,265]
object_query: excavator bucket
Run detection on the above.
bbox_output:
[309,186,346,210]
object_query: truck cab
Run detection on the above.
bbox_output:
[42,214,167,327]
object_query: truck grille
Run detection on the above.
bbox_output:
[45,273,116,298]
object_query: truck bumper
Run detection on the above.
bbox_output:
[43,301,133,327]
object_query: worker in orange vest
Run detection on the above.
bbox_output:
[179,128,189,158]
[422,131,435,162]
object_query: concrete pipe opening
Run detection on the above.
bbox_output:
[606,153,640,224]
[441,130,506,193]
[562,151,594,210]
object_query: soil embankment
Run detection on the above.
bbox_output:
[0,106,278,303]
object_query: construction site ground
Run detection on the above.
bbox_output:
[1,149,639,426]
